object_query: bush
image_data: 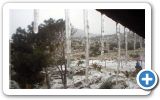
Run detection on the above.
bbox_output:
[77,60,84,66]
[92,63,102,72]
[90,41,101,57]
[80,55,85,59]
[129,53,139,58]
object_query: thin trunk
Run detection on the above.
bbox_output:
[44,67,50,89]
[64,64,67,88]
[57,65,64,87]
[107,43,110,53]
[26,83,32,89]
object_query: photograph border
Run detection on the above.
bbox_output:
[2,2,151,95]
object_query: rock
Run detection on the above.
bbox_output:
[74,81,83,87]
[99,75,127,89]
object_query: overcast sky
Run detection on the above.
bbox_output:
[10,9,124,37]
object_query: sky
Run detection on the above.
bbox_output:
[10,9,124,37]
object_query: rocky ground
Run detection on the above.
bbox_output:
[47,59,143,89]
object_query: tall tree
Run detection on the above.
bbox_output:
[11,27,47,88]
[11,18,76,89]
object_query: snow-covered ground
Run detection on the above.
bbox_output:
[48,59,143,89]
[71,59,144,69]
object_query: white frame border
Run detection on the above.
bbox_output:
[3,3,151,95]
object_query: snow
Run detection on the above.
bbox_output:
[50,79,63,89]
[47,59,144,89]
[10,80,20,89]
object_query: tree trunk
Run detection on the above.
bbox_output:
[58,64,67,89]
[26,83,32,89]
[64,64,67,89]
[44,67,50,89]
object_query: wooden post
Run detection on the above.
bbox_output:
[65,9,71,88]
[116,23,121,85]
[101,14,105,59]
[140,36,143,50]
[33,9,39,34]
[84,9,89,86]
[133,32,136,53]
[125,28,128,66]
